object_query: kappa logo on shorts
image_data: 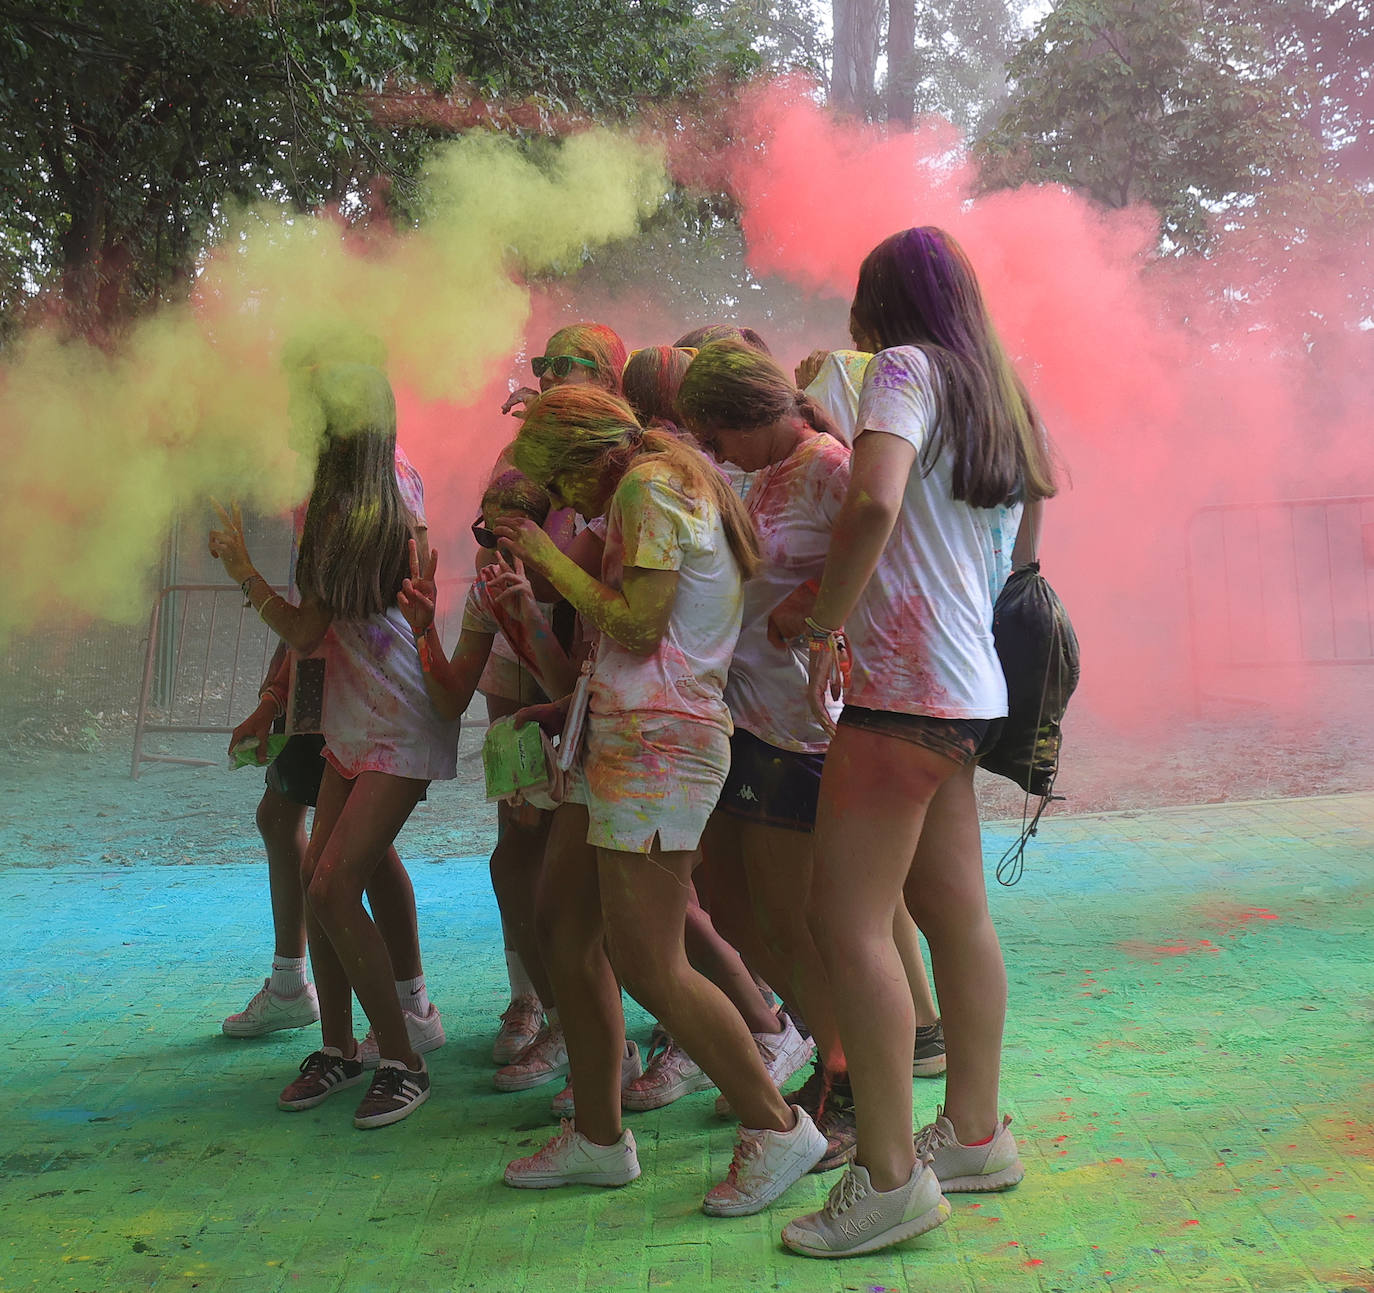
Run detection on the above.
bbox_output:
[736,785,759,802]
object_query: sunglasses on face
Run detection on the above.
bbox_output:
[471,517,499,549]
[531,354,597,379]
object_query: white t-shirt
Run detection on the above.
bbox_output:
[589,459,743,730]
[846,346,1021,719]
[803,350,873,448]
[311,452,459,779]
[726,434,849,752]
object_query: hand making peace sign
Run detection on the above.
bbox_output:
[396,537,439,635]
[207,499,256,585]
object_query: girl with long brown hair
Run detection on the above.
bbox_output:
[783,227,1055,1256]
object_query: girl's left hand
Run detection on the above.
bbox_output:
[490,515,558,573]
[806,635,850,737]
[208,499,255,584]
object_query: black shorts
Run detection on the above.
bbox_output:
[716,727,825,833]
[836,706,1003,765]
[264,734,326,808]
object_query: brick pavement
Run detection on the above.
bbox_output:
[0,794,1370,1292]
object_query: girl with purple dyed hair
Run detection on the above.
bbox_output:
[782,226,1056,1257]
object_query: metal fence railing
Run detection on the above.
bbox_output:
[130,579,475,778]
[1185,494,1374,708]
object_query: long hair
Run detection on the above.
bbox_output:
[544,322,627,395]
[294,364,413,618]
[677,340,842,443]
[850,227,1056,506]
[512,385,760,580]
[673,323,771,355]
[622,345,695,429]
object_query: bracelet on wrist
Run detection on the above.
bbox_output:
[803,614,843,641]
[257,592,285,622]
[240,573,262,605]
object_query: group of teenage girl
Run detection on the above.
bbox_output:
[208,224,1057,1258]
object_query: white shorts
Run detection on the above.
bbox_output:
[582,712,730,854]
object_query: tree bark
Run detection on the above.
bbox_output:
[832,0,884,117]
[885,0,916,123]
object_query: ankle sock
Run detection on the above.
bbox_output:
[964,1130,995,1146]
[269,956,307,995]
[504,946,536,999]
[397,975,430,1015]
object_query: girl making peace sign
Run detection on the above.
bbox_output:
[209,363,458,1129]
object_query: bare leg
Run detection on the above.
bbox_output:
[903,763,1004,1144]
[535,804,624,1147]
[683,881,780,1035]
[365,847,422,981]
[599,845,792,1133]
[257,787,309,960]
[894,904,939,1026]
[721,816,847,1075]
[302,766,427,1067]
[807,726,958,1191]
[490,799,555,1006]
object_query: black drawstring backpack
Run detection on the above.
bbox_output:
[981,560,1080,883]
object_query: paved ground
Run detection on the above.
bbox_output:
[0,790,1370,1293]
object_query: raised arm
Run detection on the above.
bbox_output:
[208,500,332,654]
[489,517,676,657]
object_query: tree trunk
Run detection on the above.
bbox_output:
[833,0,884,117]
[885,0,916,123]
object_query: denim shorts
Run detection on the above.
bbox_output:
[836,707,1003,765]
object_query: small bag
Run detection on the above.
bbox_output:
[981,561,1080,797]
[481,716,565,805]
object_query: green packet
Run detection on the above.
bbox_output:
[481,716,552,802]
[231,733,291,768]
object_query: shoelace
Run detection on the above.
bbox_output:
[500,999,541,1027]
[366,1066,408,1101]
[642,1025,674,1070]
[531,1118,579,1164]
[298,1050,335,1076]
[722,1129,764,1186]
[913,1121,953,1157]
[823,1167,866,1217]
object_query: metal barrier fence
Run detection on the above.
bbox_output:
[131,578,474,778]
[1185,494,1374,707]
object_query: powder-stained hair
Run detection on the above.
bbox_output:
[294,364,413,618]
[621,346,695,430]
[512,385,760,580]
[673,323,772,355]
[677,340,842,442]
[850,226,1057,507]
[544,322,627,394]
[481,469,552,526]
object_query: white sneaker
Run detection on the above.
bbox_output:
[222,979,319,1037]
[701,1105,827,1217]
[550,1041,643,1117]
[782,1159,951,1257]
[914,1108,1025,1192]
[504,1120,640,1188]
[493,994,544,1065]
[493,1023,568,1092]
[715,1015,815,1117]
[622,1027,716,1111]
[358,1003,446,1070]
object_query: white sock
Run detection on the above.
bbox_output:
[397,975,430,1015]
[269,956,307,995]
[505,946,536,1000]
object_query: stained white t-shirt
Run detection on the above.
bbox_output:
[846,347,1021,719]
[726,434,849,752]
[301,448,459,779]
[589,459,743,730]
[803,350,872,448]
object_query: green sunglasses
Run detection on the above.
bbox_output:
[532,354,597,379]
